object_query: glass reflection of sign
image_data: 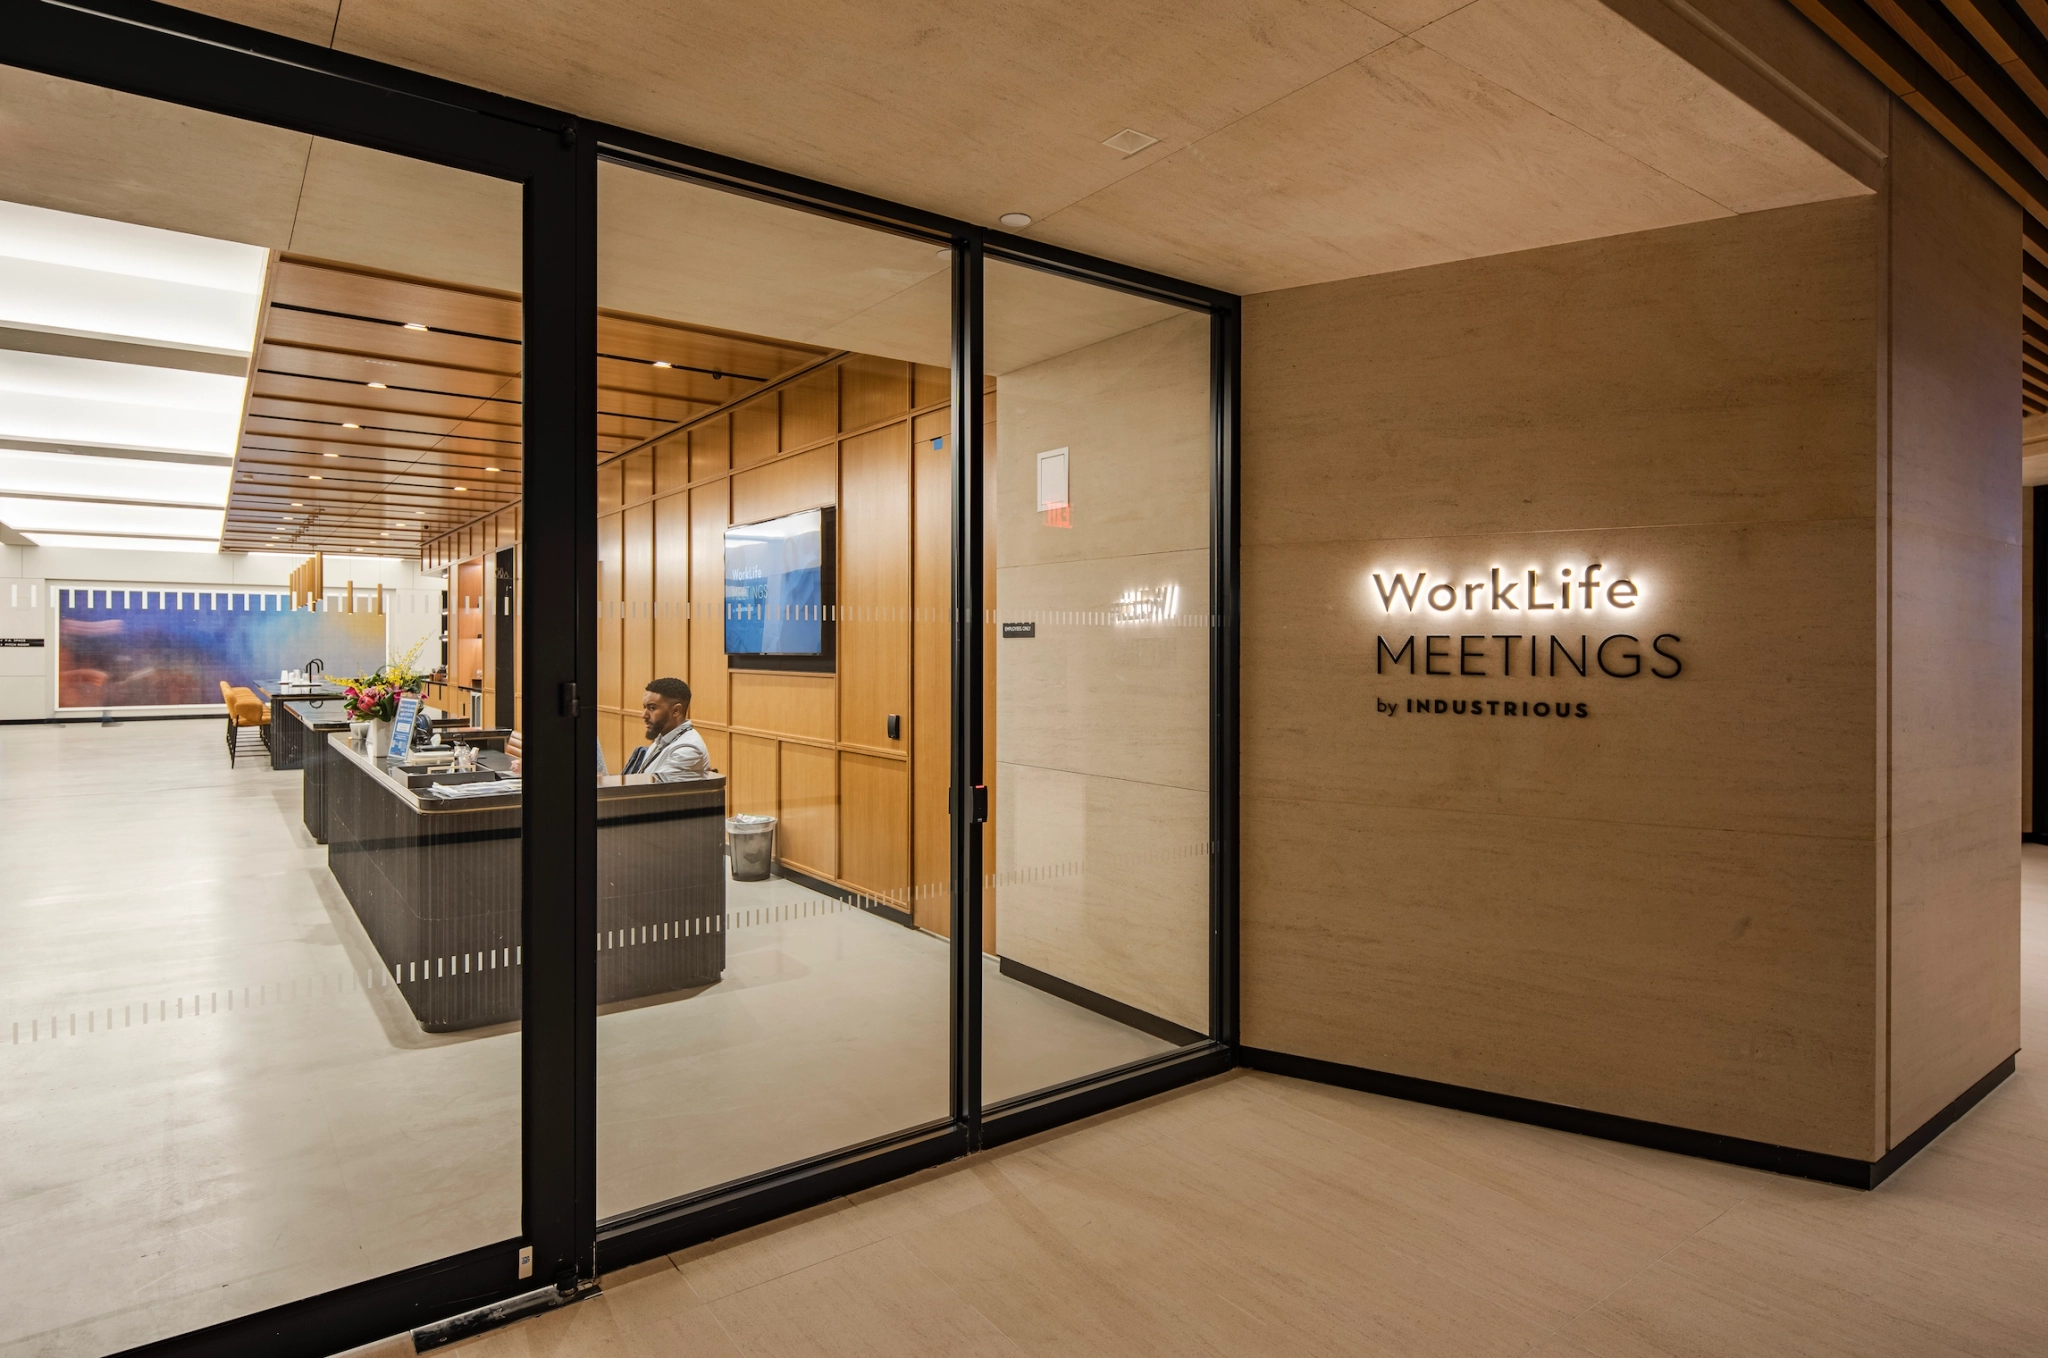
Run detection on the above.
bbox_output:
[1113,583,1180,624]
[723,506,834,672]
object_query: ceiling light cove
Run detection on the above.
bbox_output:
[0,198,266,554]
[23,532,220,553]
[0,496,223,538]
[0,449,229,507]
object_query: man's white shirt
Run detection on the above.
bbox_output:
[625,720,710,780]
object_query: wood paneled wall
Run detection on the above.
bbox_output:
[420,354,995,934]
[583,353,958,919]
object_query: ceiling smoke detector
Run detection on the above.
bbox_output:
[1102,127,1159,156]
[999,213,1032,229]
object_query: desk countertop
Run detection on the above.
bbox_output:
[324,732,724,816]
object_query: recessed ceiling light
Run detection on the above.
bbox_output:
[290,502,302,507]
[367,381,387,389]
[341,422,359,429]
[999,212,1032,228]
[485,466,500,473]
[324,452,340,458]
[652,360,672,369]
[308,475,323,481]
[403,322,429,331]
[454,486,466,491]
[381,532,390,537]
[1102,127,1160,156]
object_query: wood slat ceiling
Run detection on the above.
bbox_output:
[226,257,828,555]
[1791,0,2048,413]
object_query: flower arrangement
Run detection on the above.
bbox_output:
[341,640,429,723]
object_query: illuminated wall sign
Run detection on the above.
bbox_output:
[1365,562,1682,720]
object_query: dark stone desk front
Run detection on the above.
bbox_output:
[320,734,727,1031]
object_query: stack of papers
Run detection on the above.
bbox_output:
[429,779,520,799]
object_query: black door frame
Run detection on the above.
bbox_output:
[0,2,1240,1351]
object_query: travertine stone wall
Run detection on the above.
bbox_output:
[1882,111,2023,1141]
[1241,131,2019,1159]
[994,309,1212,1033]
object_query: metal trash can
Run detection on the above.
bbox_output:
[725,814,777,881]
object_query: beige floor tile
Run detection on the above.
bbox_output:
[671,1199,886,1301]
[706,1236,1024,1357]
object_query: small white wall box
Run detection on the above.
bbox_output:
[1036,447,1070,525]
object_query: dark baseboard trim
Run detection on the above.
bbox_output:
[1239,1048,2018,1190]
[996,955,1207,1047]
[108,1239,523,1358]
[1867,1055,2017,1186]
[981,1041,1234,1151]
[594,1120,966,1270]
[773,861,915,929]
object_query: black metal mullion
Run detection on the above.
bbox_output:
[949,236,988,1139]
[1209,303,1242,1047]
[519,125,602,1296]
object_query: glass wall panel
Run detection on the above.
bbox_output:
[0,68,525,1355]
[980,259,1214,1107]
[593,159,952,1216]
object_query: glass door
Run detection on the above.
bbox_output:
[977,258,1221,1111]
[591,154,956,1224]
[0,62,540,1355]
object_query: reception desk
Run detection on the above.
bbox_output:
[320,733,727,1031]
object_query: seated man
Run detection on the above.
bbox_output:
[624,677,710,780]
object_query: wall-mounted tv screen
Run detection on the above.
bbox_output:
[724,506,835,672]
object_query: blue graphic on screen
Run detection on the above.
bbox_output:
[56,587,384,709]
[724,509,824,656]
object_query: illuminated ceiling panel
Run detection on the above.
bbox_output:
[0,198,266,553]
[0,351,246,456]
[22,533,222,554]
[0,199,267,293]
[0,496,225,538]
[0,449,232,506]
[0,257,262,354]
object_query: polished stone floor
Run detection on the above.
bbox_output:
[0,719,1169,1358]
[331,859,2045,1357]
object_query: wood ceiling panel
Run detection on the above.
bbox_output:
[258,344,524,400]
[247,395,522,436]
[242,420,519,458]
[598,310,820,374]
[231,259,826,553]
[271,256,521,338]
[261,309,521,374]
[252,374,515,422]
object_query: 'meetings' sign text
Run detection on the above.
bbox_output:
[1366,563,1682,717]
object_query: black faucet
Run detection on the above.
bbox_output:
[305,658,325,679]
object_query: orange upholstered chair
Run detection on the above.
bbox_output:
[220,680,270,766]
